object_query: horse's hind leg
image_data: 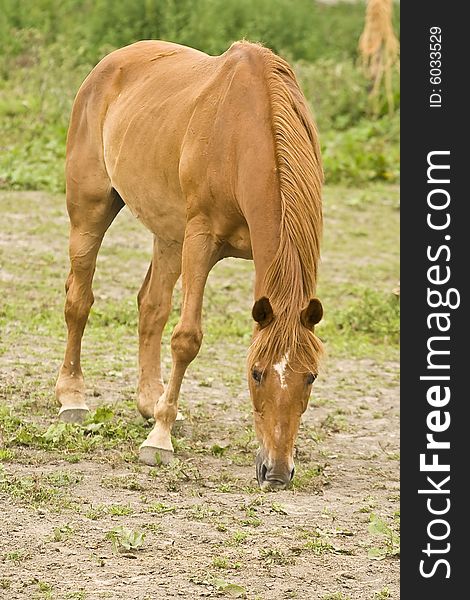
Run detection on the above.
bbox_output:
[137,237,181,419]
[56,183,124,422]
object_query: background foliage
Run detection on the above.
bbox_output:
[0,0,399,192]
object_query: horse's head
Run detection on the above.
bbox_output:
[248,296,323,490]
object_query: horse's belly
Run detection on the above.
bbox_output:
[112,175,186,242]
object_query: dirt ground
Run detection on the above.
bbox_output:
[0,189,399,600]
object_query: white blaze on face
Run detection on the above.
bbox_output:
[273,353,289,390]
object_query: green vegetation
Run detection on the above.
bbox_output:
[367,512,400,560]
[374,588,391,599]
[259,547,292,566]
[210,578,246,598]
[0,0,399,192]
[0,403,147,459]
[0,464,78,508]
[0,0,399,64]
[105,525,146,553]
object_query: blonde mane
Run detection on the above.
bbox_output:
[247,44,324,373]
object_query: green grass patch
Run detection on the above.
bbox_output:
[0,465,78,509]
[0,2,399,192]
[367,512,400,560]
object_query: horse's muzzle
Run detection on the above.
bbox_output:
[256,449,295,491]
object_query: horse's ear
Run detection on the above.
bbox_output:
[301,298,323,330]
[252,296,274,329]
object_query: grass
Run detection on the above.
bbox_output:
[4,548,29,563]
[0,465,80,509]
[259,547,292,566]
[146,501,176,515]
[212,556,242,571]
[367,512,400,560]
[0,403,147,461]
[374,589,391,599]
[1,0,398,63]
[49,523,74,542]
[0,1,399,193]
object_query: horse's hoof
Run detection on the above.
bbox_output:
[58,407,90,424]
[139,446,175,466]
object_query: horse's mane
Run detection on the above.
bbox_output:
[245,42,324,373]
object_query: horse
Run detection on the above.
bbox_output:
[55,39,324,491]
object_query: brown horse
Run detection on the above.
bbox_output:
[56,40,324,490]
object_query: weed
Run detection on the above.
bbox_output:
[368,513,400,560]
[359,496,378,513]
[5,548,29,563]
[217,482,236,493]
[260,547,291,566]
[210,443,227,456]
[37,581,53,598]
[374,588,391,599]
[146,502,176,515]
[107,504,133,516]
[0,466,74,508]
[231,531,248,545]
[292,464,327,492]
[142,523,161,534]
[304,537,335,555]
[270,502,287,515]
[0,449,14,461]
[327,289,400,345]
[85,505,107,520]
[106,526,146,553]
[101,475,145,491]
[50,523,74,542]
[46,471,83,487]
[190,503,219,521]
[322,411,350,433]
[163,459,202,492]
[212,556,230,569]
[300,528,335,556]
[321,507,338,523]
[211,577,247,598]
[240,516,261,528]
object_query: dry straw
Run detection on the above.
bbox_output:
[358,0,400,114]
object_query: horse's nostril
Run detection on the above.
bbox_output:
[290,467,295,481]
[261,463,268,481]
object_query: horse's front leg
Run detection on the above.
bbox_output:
[139,217,220,465]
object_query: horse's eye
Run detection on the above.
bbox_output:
[252,368,263,384]
[306,373,317,385]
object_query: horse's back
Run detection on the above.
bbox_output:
[66,40,209,168]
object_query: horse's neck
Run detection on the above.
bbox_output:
[250,212,282,300]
